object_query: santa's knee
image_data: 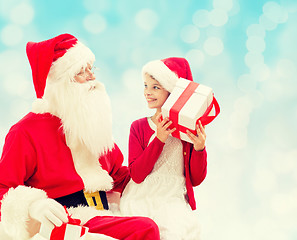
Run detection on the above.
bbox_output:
[135,217,160,239]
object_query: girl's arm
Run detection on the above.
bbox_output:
[128,122,165,184]
[186,121,207,186]
[188,146,207,186]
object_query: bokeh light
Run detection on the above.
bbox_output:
[180,25,200,43]
[10,2,34,25]
[203,37,224,56]
[212,0,233,12]
[209,9,229,27]
[135,9,159,32]
[83,14,107,34]
[192,10,210,28]
[263,1,288,24]
[1,24,23,46]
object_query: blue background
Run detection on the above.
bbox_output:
[0,0,296,239]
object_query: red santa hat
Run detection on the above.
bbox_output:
[26,33,95,99]
[142,57,193,92]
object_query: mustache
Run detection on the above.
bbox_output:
[75,80,105,92]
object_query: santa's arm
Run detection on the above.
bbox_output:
[104,144,130,193]
[0,128,48,239]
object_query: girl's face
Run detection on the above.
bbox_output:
[144,74,170,110]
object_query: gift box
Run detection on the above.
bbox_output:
[161,78,220,143]
[39,207,88,240]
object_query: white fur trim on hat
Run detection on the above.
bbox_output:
[1,186,48,240]
[142,60,179,92]
[48,41,95,82]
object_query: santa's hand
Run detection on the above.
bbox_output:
[29,198,68,229]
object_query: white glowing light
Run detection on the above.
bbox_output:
[259,14,278,31]
[122,69,141,91]
[228,0,241,16]
[228,126,248,149]
[280,0,297,13]
[276,59,296,79]
[1,24,23,46]
[271,192,297,215]
[209,9,228,27]
[251,64,271,82]
[186,49,205,68]
[135,9,158,31]
[246,24,266,38]
[83,14,107,34]
[234,95,255,116]
[180,25,200,43]
[3,73,30,97]
[237,74,257,93]
[244,52,264,69]
[83,0,110,12]
[229,110,250,128]
[10,2,34,25]
[203,37,224,56]
[213,0,233,12]
[205,26,226,40]
[272,150,297,175]
[261,76,284,101]
[192,10,210,28]
[246,91,264,109]
[246,36,266,52]
[252,168,277,193]
[263,1,288,24]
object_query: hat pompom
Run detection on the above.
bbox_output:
[32,98,50,114]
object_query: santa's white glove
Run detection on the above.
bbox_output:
[29,198,68,229]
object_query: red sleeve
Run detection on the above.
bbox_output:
[188,145,207,186]
[128,121,165,184]
[0,127,36,215]
[103,144,130,193]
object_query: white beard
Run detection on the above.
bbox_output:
[44,78,114,158]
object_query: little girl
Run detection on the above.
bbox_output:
[120,57,207,240]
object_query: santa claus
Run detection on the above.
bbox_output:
[0,33,159,240]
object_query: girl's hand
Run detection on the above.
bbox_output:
[186,120,206,151]
[155,113,176,143]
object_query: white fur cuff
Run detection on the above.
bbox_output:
[1,186,48,240]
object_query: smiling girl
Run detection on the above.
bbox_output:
[120,57,208,240]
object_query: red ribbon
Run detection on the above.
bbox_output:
[169,81,199,139]
[169,81,220,139]
[50,206,85,239]
[64,206,81,225]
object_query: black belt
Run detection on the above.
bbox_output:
[55,190,109,210]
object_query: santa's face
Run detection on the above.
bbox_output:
[74,63,96,83]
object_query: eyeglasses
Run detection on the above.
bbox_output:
[76,66,98,78]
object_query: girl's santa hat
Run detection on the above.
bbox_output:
[26,33,95,99]
[142,57,193,92]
